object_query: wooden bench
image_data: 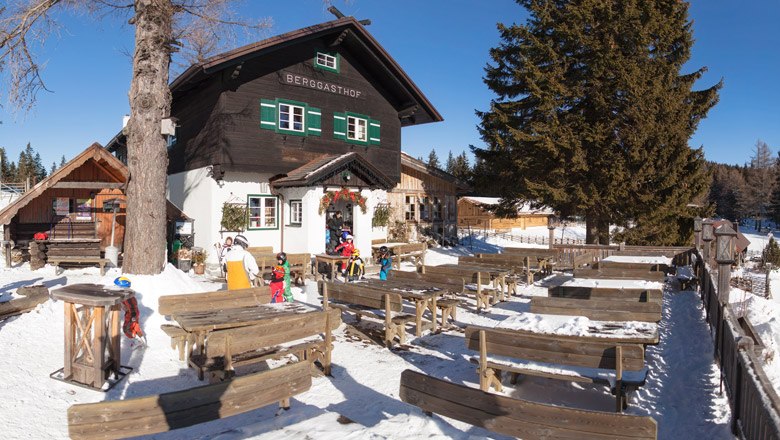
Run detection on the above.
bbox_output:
[422,265,499,310]
[387,271,465,326]
[548,285,663,303]
[595,260,669,272]
[158,287,271,360]
[574,267,666,282]
[531,296,663,322]
[67,361,312,440]
[399,370,657,439]
[465,325,648,412]
[0,289,49,320]
[468,253,549,285]
[322,281,415,347]
[245,245,274,255]
[189,307,341,380]
[391,242,427,270]
[48,257,110,275]
[459,256,522,293]
[248,250,312,283]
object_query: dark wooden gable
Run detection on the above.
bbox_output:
[166,17,441,184]
[272,152,394,190]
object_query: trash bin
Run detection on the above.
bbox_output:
[178,259,192,272]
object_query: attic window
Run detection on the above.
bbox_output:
[314,52,339,73]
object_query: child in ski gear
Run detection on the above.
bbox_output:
[269,265,286,303]
[115,277,147,347]
[225,234,260,290]
[345,248,365,281]
[277,252,293,302]
[378,245,392,281]
[334,234,355,277]
[215,236,233,275]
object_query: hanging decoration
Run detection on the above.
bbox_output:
[320,188,367,214]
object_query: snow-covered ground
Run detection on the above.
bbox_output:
[729,227,780,395]
[0,240,737,439]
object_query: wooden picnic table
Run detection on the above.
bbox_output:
[356,279,442,336]
[438,263,512,299]
[173,302,316,361]
[314,253,352,281]
[50,283,134,391]
[494,315,659,345]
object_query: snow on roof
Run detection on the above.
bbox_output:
[461,196,554,214]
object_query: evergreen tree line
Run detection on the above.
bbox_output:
[709,139,780,227]
[0,143,66,185]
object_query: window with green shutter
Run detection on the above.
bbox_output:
[333,112,347,140]
[260,98,321,137]
[369,119,381,145]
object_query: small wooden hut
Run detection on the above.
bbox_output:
[0,143,128,253]
[457,197,553,231]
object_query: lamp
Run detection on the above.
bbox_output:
[547,215,558,230]
[702,220,714,242]
[693,217,702,233]
[714,223,737,264]
[341,170,351,182]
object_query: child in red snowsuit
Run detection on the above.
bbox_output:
[334,234,355,277]
[270,265,285,303]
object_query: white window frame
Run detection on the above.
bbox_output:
[290,200,303,225]
[347,116,368,142]
[278,103,305,132]
[248,195,278,230]
[316,53,338,70]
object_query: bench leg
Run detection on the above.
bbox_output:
[615,380,624,413]
[280,398,291,410]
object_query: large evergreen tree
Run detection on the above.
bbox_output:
[475,0,720,244]
[745,140,775,228]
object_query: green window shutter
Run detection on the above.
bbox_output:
[307,106,321,137]
[260,99,277,131]
[369,119,381,145]
[333,112,347,140]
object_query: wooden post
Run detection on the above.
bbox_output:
[64,303,74,379]
[479,330,487,391]
[91,306,105,388]
[615,345,623,413]
[324,308,332,376]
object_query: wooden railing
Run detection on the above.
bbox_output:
[695,249,780,439]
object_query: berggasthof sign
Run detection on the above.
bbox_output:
[280,71,364,99]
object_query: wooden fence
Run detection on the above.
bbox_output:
[695,249,780,439]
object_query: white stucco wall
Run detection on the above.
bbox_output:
[167,167,215,258]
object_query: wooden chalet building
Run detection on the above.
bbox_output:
[388,152,469,242]
[108,17,441,260]
[457,197,553,231]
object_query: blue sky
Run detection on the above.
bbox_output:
[0,0,777,169]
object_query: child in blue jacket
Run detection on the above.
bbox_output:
[378,245,392,280]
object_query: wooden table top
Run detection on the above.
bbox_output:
[494,317,659,345]
[50,284,134,307]
[356,279,444,300]
[173,302,317,332]
[315,254,351,261]
[370,242,407,249]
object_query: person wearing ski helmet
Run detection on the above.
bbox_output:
[225,234,259,290]
[334,234,355,279]
[269,264,286,303]
[346,248,365,281]
[276,252,293,302]
[378,245,393,281]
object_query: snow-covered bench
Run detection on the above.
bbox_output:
[531,295,663,322]
[574,267,667,282]
[399,370,658,438]
[465,325,649,412]
[67,362,312,439]
[322,281,414,347]
[675,266,698,290]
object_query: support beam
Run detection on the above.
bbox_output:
[53,182,125,189]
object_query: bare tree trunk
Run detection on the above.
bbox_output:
[597,217,610,245]
[123,0,173,274]
[585,214,599,244]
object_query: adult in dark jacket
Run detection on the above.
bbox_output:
[327,211,343,249]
